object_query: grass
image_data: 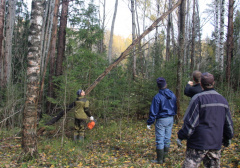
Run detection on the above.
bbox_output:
[0,116,240,168]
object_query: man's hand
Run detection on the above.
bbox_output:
[188,81,193,86]
[147,125,151,130]
[177,139,182,148]
[223,139,231,147]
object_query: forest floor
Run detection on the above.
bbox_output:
[0,117,240,168]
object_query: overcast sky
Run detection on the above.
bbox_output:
[24,0,240,39]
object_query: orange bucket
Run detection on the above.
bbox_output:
[87,121,95,130]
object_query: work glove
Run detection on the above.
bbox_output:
[90,116,94,121]
[147,125,151,130]
[223,139,231,147]
[177,139,182,148]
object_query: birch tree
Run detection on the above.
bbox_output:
[107,0,118,64]
[22,0,44,158]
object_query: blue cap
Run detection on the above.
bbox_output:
[76,89,82,96]
[157,77,166,89]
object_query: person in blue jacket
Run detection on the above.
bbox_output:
[147,77,177,164]
[177,72,234,168]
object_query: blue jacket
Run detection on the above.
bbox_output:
[178,89,234,150]
[147,88,177,125]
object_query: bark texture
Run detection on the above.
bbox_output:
[22,0,44,157]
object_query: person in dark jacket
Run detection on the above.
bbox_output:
[184,70,202,98]
[147,77,177,164]
[70,89,94,141]
[177,72,234,168]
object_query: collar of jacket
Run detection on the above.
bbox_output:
[77,96,85,100]
[203,88,215,91]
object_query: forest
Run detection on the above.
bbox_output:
[0,0,240,167]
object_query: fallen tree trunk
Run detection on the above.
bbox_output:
[42,0,182,128]
[85,0,182,95]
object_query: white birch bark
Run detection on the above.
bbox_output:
[107,0,118,64]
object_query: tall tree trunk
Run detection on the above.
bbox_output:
[3,0,15,86]
[131,0,136,80]
[56,0,69,76]
[226,0,234,84]
[215,0,220,63]
[0,0,5,87]
[85,0,182,95]
[107,0,118,64]
[190,0,195,72]
[219,0,225,72]
[98,0,106,53]
[22,0,44,158]
[47,0,60,113]
[166,0,172,61]
[176,0,186,119]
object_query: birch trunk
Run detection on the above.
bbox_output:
[107,0,118,64]
[22,0,44,158]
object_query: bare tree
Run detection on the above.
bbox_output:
[22,0,44,158]
[215,0,220,63]
[226,0,234,84]
[190,0,195,72]
[0,0,5,87]
[166,0,172,61]
[3,0,16,86]
[56,0,69,76]
[131,0,136,79]
[219,0,225,72]
[107,0,118,64]
[47,0,60,113]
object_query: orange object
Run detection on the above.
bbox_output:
[87,121,95,130]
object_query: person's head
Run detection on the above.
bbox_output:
[157,77,167,89]
[192,70,202,83]
[200,72,215,90]
[76,89,85,96]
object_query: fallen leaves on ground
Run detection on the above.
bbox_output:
[0,119,239,167]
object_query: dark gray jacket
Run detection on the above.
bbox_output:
[178,89,234,150]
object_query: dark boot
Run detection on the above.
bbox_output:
[163,146,169,162]
[151,149,164,164]
[73,135,78,141]
[79,136,84,141]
